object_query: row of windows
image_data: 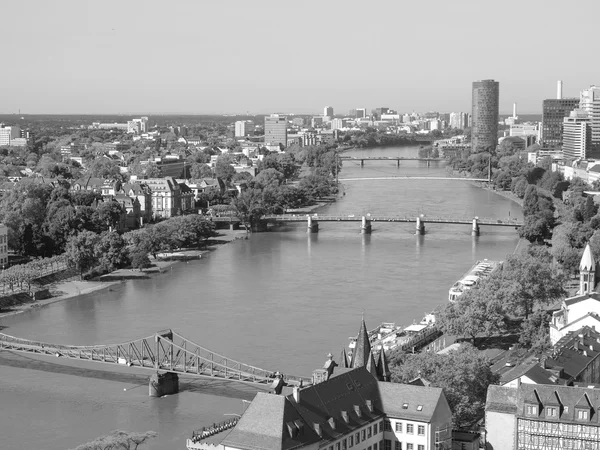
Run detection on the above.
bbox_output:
[519,419,600,436]
[383,440,425,450]
[326,421,384,450]
[393,423,425,435]
[525,405,589,420]
[518,432,600,449]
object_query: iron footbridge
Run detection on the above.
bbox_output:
[0,329,311,387]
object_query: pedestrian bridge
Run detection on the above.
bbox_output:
[0,330,310,394]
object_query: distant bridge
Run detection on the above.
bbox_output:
[338,176,490,182]
[339,156,443,167]
[0,330,310,390]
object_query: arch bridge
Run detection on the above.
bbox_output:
[0,330,310,396]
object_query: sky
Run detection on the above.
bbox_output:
[1,0,598,115]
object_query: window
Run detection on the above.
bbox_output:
[526,405,537,415]
[418,425,425,436]
[396,422,403,433]
[418,446,424,450]
[384,439,392,450]
[547,407,557,417]
[368,426,372,438]
[402,403,409,409]
[368,447,371,450]
[356,432,360,444]
[384,420,392,431]
[362,430,366,441]
[336,443,340,450]
[342,439,347,450]
[349,435,354,448]
[395,442,402,450]
[578,409,589,420]
[407,424,414,434]
[374,443,378,450]
[379,422,384,433]
[407,444,413,450]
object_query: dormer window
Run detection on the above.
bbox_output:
[577,409,589,420]
[526,405,537,416]
[546,407,558,417]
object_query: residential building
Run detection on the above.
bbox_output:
[562,109,591,160]
[235,120,253,137]
[311,117,323,128]
[550,244,600,344]
[120,183,152,224]
[264,114,287,148]
[449,112,468,130]
[0,124,21,146]
[127,117,148,134]
[579,86,600,151]
[486,383,600,450]
[0,223,8,267]
[542,98,580,149]
[139,177,182,219]
[510,123,540,147]
[471,79,499,153]
[331,118,347,130]
[324,106,334,120]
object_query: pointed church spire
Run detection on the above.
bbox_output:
[340,348,349,368]
[377,346,391,382]
[580,243,597,295]
[581,244,596,272]
[365,350,378,378]
[351,318,372,369]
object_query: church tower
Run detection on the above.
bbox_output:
[351,318,372,369]
[580,243,596,295]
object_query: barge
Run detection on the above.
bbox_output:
[448,259,500,302]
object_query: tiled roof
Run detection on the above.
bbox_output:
[564,292,600,306]
[378,382,446,421]
[545,326,600,381]
[220,392,321,450]
[485,385,519,414]
[351,319,371,369]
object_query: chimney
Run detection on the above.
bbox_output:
[513,103,518,118]
[292,385,300,403]
[557,80,563,100]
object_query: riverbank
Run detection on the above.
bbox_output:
[0,229,249,321]
[470,181,524,207]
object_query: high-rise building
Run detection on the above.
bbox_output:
[542,99,580,149]
[323,106,334,120]
[355,108,367,119]
[0,124,21,146]
[471,79,499,152]
[330,118,347,130]
[127,117,148,134]
[562,109,591,160]
[449,112,468,129]
[579,86,600,151]
[234,120,253,137]
[264,114,287,147]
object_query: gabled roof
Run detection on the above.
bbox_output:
[220,392,321,450]
[351,319,372,369]
[581,244,596,271]
[378,381,446,422]
[377,346,391,380]
[486,385,519,414]
[365,351,378,378]
[339,348,349,369]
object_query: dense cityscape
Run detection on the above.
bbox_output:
[2,1,600,450]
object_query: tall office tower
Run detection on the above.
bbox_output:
[562,109,591,160]
[542,98,579,148]
[323,106,334,119]
[471,79,499,152]
[235,120,253,137]
[0,124,21,146]
[579,86,600,151]
[355,108,366,119]
[264,114,287,147]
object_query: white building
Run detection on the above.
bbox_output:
[562,109,591,160]
[0,125,21,146]
[127,117,148,134]
[235,120,253,137]
[330,118,347,130]
[580,86,600,151]
[550,244,600,345]
[323,106,334,120]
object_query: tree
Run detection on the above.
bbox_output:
[95,200,124,231]
[95,231,130,272]
[130,249,151,271]
[190,163,213,180]
[519,310,551,355]
[215,156,236,182]
[86,158,122,180]
[65,231,100,279]
[436,282,506,345]
[387,344,499,427]
[255,168,284,188]
[232,188,265,232]
[71,430,157,450]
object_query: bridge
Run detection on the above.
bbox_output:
[212,214,523,235]
[338,176,490,182]
[339,156,443,167]
[0,329,311,396]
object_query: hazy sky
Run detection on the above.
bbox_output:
[1,0,598,115]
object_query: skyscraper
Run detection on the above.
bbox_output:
[264,114,287,148]
[323,106,334,119]
[580,86,600,151]
[562,109,591,160]
[471,79,499,153]
[541,81,579,149]
[234,120,253,137]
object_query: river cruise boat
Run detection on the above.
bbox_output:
[448,259,500,302]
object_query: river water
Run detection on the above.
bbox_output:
[0,145,522,450]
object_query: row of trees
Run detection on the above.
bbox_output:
[0,255,66,294]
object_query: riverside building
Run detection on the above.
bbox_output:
[579,86,600,151]
[471,80,499,153]
[542,81,579,149]
[562,109,591,160]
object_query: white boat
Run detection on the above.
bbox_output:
[448,259,500,302]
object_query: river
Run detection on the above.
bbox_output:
[0,145,522,450]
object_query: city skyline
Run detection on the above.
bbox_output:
[0,0,598,115]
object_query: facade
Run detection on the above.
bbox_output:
[486,384,600,450]
[324,106,334,120]
[355,108,367,119]
[449,112,468,130]
[331,118,347,130]
[235,120,253,137]
[562,110,591,160]
[0,223,7,267]
[542,98,580,149]
[510,123,540,147]
[0,125,21,146]
[140,177,182,219]
[579,86,600,151]
[264,114,288,147]
[550,244,600,345]
[188,366,452,450]
[471,80,499,153]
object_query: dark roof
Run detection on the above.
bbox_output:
[378,381,446,421]
[221,392,321,450]
[564,292,600,306]
[545,326,600,381]
[485,385,519,414]
[589,165,600,173]
[351,319,372,369]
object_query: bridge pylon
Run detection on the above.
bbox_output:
[472,217,480,237]
[307,215,319,233]
[361,216,372,234]
[415,215,425,235]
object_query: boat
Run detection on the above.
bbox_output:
[448,259,500,302]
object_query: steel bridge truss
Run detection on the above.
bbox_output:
[0,329,310,386]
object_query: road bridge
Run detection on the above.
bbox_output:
[339,156,443,167]
[338,176,490,182]
[0,329,310,396]
[211,214,522,235]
